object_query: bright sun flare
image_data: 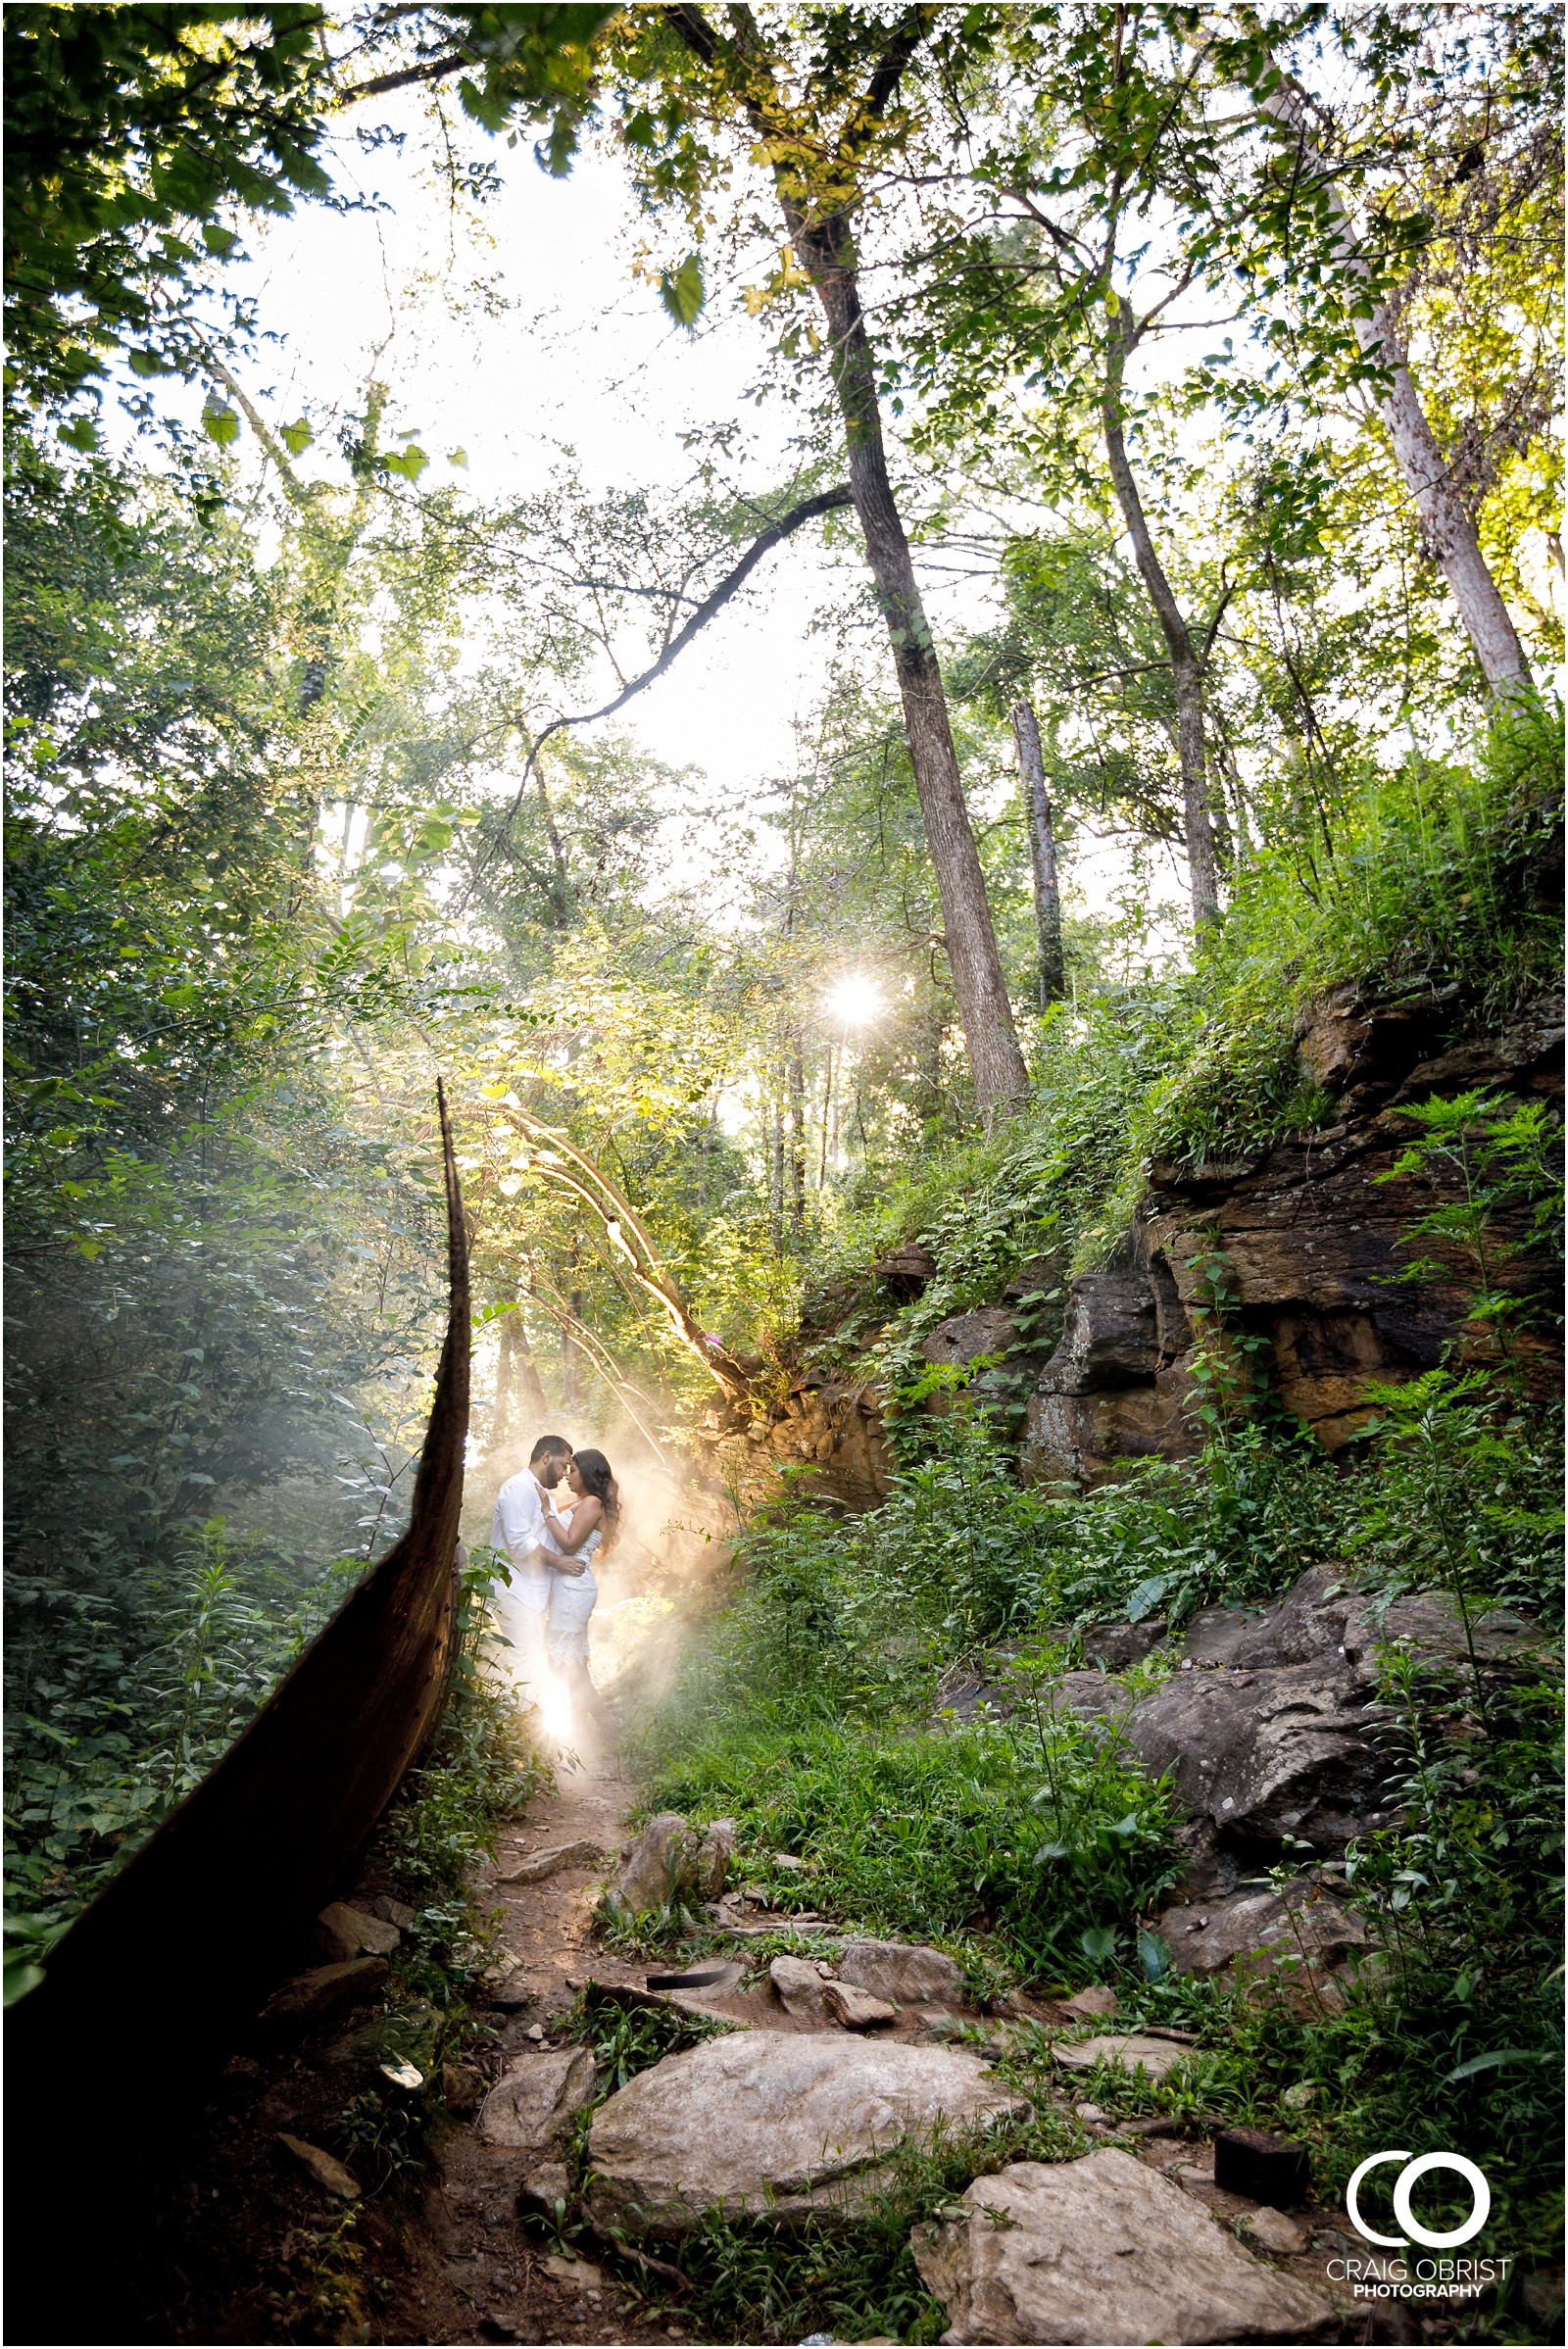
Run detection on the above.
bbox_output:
[827,975,883,1027]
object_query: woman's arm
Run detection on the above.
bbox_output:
[549,1495,604,1554]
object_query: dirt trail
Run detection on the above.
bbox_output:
[401,1737,686,2348]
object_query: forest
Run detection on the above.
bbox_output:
[4,4,1563,2345]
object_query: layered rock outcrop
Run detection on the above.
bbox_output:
[1021,988,1560,1486]
[707,987,1560,1501]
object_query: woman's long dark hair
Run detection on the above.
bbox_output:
[572,1447,620,1552]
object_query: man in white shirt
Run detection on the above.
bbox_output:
[488,1433,573,1681]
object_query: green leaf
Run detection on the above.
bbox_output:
[1126,1574,1171,1624]
[3,1956,46,2008]
[1443,2046,1543,2083]
[1137,1928,1170,1982]
[201,398,240,447]
[1080,1925,1117,1966]
[660,252,706,328]
[382,446,429,482]
[58,414,102,453]
[279,416,314,457]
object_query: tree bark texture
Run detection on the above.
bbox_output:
[662,5,1027,1110]
[1009,698,1066,1007]
[1253,57,1532,695]
[788,1042,807,1235]
[1101,320,1222,929]
[799,216,1030,1112]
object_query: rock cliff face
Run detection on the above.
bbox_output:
[715,987,1561,1502]
[1022,987,1560,1487]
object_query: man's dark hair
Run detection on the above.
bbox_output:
[529,1434,572,1465]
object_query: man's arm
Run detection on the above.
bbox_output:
[494,1477,546,1564]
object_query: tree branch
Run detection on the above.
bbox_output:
[340,52,469,103]
[474,484,850,876]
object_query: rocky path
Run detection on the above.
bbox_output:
[404,1739,682,2347]
[408,1767,1385,2349]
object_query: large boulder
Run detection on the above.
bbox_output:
[833,1938,965,2009]
[478,2046,596,2154]
[1179,1563,1352,1673]
[584,2031,1028,2236]
[605,1813,703,1918]
[911,2149,1336,2344]
[1123,1662,1388,1882]
[1034,1270,1159,1394]
[1153,1887,1369,1987]
[1020,1375,1200,1489]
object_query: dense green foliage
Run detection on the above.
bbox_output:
[3,6,1562,2336]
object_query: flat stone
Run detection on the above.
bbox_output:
[277,2132,360,2200]
[1051,2033,1192,2081]
[479,2046,596,2153]
[1239,2208,1311,2256]
[585,2031,1028,2237]
[911,2149,1336,2343]
[769,1956,830,2021]
[919,2007,963,2041]
[665,1959,750,2019]
[259,1956,388,2031]
[372,1894,417,1930]
[500,1839,608,1884]
[1059,1984,1117,2021]
[487,1966,537,2011]
[316,1900,401,1961]
[1154,1888,1368,1982]
[822,1980,897,2030]
[544,2253,605,2288]
[517,2160,573,2216]
[834,1938,964,2008]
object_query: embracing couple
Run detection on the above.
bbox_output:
[489,1435,619,1730]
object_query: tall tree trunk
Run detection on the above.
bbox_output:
[662,7,1027,1111]
[1009,699,1066,1007]
[1251,54,1532,695]
[768,1087,784,1250]
[1102,318,1221,929]
[787,1042,806,1237]
[794,212,1030,1113]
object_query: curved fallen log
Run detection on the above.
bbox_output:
[7,1085,470,2331]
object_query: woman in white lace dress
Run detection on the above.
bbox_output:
[541,1447,619,1728]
